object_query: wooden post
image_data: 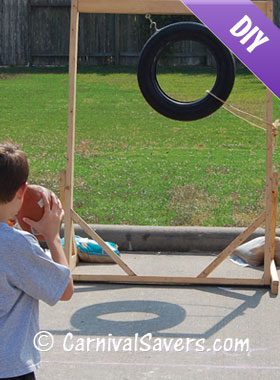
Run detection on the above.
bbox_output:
[263,1,275,285]
[60,170,78,267]
[263,92,274,284]
[59,170,66,211]
[64,0,79,269]
[271,260,279,295]
[271,172,279,259]
[270,172,279,294]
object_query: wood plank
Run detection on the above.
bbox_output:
[77,0,271,15]
[270,259,279,295]
[71,209,137,276]
[72,273,265,286]
[256,0,273,16]
[70,254,77,271]
[271,172,279,258]
[60,169,78,265]
[78,0,190,14]
[267,0,274,21]
[272,172,279,233]
[264,1,278,286]
[64,0,79,266]
[59,170,66,211]
[198,212,266,278]
[264,89,274,284]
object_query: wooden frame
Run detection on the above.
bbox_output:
[63,0,279,294]
[77,0,270,15]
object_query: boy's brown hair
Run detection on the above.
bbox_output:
[0,143,29,203]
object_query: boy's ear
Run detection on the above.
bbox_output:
[17,183,28,200]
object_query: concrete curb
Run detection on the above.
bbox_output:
[61,224,280,253]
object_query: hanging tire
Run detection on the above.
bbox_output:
[137,22,236,122]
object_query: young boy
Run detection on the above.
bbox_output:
[0,143,74,380]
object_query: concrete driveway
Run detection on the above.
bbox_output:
[36,253,280,380]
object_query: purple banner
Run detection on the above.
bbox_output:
[180,0,280,100]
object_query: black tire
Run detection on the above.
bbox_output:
[137,22,236,121]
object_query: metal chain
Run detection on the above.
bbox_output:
[145,14,159,33]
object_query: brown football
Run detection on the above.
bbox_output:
[17,184,53,241]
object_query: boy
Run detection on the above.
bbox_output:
[0,143,74,380]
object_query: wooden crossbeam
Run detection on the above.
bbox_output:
[72,273,265,286]
[77,0,271,15]
[78,0,189,14]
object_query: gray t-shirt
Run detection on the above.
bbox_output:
[0,222,70,378]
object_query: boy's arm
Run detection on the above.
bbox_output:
[23,191,74,301]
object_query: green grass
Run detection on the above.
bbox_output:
[0,65,280,227]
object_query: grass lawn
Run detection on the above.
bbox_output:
[0,65,280,227]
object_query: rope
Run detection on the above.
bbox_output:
[206,90,279,148]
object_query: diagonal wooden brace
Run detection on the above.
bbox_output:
[71,209,136,276]
[198,211,266,278]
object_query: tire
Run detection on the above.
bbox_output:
[137,22,236,121]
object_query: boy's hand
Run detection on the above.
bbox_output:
[23,190,64,244]
[24,191,73,301]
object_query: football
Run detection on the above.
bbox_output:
[17,184,53,241]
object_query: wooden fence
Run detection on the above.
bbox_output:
[0,0,279,66]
